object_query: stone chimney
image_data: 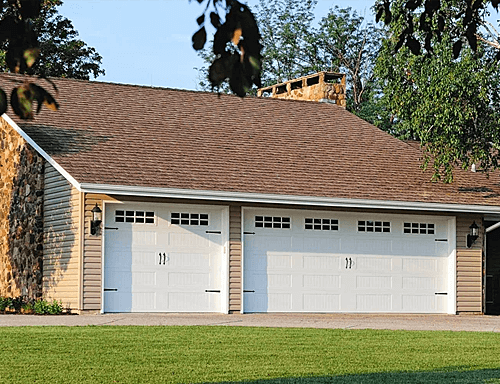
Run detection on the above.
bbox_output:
[257,72,346,108]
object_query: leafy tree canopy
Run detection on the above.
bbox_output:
[0,0,104,120]
[376,0,500,182]
[196,0,388,127]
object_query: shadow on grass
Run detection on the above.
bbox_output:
[217,368,500,384]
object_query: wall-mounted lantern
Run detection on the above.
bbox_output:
[90,203,102,236]
[467,221,479,248]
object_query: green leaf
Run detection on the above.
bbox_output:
[23,47,40,68]
[192,26,207,51]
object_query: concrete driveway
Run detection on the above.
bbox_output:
[1,312,500,331]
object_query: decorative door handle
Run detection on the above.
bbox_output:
[159,253,162,265]
[345,257,349,269]
[163,253,166,265]
[349,257,353,269]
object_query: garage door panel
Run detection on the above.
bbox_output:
[104,203,225,312]
[355,257,393,271]
[402,258,439,273]
[356,294,392,311]
[268,254,292,269]
[302,237,340,252]
[166,252,209,268]
[356,276,392,289]
[244,209,453,314]
[268,274,292,288]
[132,271,156,286]
[402,295,444,312]
[303,294,340,311]
[132,231,157,245]
[303,255,340,270]
[168,272,209,287]
[269,293,292,311]
[303,274,340,289]
[169,233,209,248]
[250,236,292,252]
[353,239,392,254]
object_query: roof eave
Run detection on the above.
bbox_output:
[2,113,82,191]
[80,182,500,215]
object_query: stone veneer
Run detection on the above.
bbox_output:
[0,118,44,299]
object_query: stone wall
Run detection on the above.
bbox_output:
[0,118,44,299]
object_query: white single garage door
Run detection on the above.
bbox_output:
[243,209,455,314]
[104,203,227,312]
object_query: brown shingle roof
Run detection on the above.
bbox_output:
[3,74,500,207]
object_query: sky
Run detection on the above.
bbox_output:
[58,0,376,91]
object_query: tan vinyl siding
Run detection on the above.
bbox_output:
[229,204,242,313]
[456,214,483,249]
[43,164,81,309]
[456,248,483,313]
[455,214,483,313]
[82,194,105,310]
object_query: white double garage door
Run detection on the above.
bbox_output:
[104,203,455,314]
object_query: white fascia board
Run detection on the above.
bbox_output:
[3,114,82,191]
[79,182,500,215]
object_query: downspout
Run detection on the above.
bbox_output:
[486,222,500,233]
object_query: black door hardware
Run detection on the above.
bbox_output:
[435,239,448,242]
[159,253,167,265]
[104,227,119,230]
[205,290,221,293]
[243,290,255,293]
[104,288,118,292]
[345,257,353,269]
[206,231,221,234]
[244,232,255,235]
[434,292,448,295]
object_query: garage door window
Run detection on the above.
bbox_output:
[115,210,155,224]
[358,220,390,233]
[171,213,209,226]
[305,218,339,231]
[255,216,290,229]
[403,222,435,234]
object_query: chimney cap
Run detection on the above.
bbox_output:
[257,71,345,96]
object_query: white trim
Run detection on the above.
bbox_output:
[80,183,500,215]
[222,206,230,314]
[447,216,457,315]
[486,222,500,233]
[240,206,245,314]
[2,113,82,191]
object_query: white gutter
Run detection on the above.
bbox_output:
[80,182,500,215]
[2,113,82,191]
[486,222,500,233]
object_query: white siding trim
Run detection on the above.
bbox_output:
[447,216,457,315]
[2,113,81,191]
[80,183,500,215]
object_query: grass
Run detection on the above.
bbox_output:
[1,326,500,383]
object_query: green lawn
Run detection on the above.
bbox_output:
[1,326,500,383]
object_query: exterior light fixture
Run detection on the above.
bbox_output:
[90,203,102,236]
[467,221,479,248]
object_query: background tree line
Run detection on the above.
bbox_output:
[197,0,500,182]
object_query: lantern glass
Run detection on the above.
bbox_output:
[92,204,102,222]
[470,221,479,237]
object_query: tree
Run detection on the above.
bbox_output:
[196,1,387,126]
[374,0,498,58]
[11,0,104,80]
[192,0,262,97]
[0,0,104,120]
[376,16,500,182]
